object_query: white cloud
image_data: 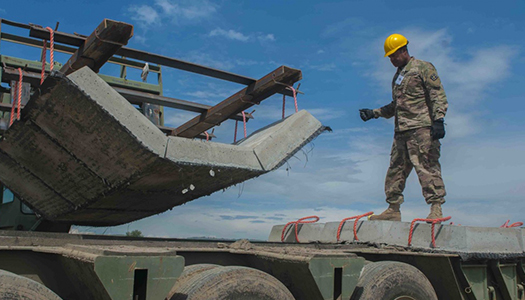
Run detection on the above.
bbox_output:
[155,0,176,13]
[446,45,517,106]
[133,35,148,45]
[304,108,345,121]
[208,28,276,43]
[307,63,337,71]
[322,17,365,38]
[234,59,262,66]
[245,101,347,123]
[156,0,217,21]
[163,109,199,127]
[128,5,161,27]
[209,28,250,42]
[443,111,478,139]
[258,34,276,42]
[185,90,228,100]
[182,52,235,71]
[128,0,217,28]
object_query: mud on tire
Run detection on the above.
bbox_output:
[350,261,437,300]
[0,269,62,300]
[169,265,294,300]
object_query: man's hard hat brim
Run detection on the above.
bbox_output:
[384,40,408,57]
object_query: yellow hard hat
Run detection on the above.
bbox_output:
[384,34,408,57]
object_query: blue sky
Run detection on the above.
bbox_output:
[1,0,524,239]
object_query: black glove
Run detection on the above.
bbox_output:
[359,109,375,122]
[431,118,445,140]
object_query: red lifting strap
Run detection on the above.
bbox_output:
[242,111,247,138]
[501,220,523,228]
[408,216,451,248]
[281,84,299,119]
[9,68,23,127]
[281,216,319,243]
[40,27,55,85]
[233,111,248,143]
[336,212,374,242]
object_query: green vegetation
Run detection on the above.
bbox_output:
[125,230,143,237]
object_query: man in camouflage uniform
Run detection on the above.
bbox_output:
[359,34,448,221]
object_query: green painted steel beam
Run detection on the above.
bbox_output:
[461,264,487,300]
[0,55,161,95]
[518,261,525,284]
[308,255,365,300]
[490,262,518,300]
[99,74,161,95]
[0,54,62,72]
[94,255,184,300]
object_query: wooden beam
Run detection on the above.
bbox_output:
[27,22,294,96]
[158,125,216,140]
[59,19,133,75]
[175,66,302,138]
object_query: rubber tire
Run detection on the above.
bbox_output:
[170,266,295,300]
[0,270,62,300]
[350,261,438,300]
[168,264,221,299]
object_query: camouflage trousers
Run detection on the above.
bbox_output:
[385,127,446,205]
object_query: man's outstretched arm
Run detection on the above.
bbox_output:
[360,101,395,122]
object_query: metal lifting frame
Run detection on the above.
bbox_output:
[0,18,304,139]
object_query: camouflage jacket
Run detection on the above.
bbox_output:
[373,57,448,132]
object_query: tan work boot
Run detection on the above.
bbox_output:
[369,204,401,221]
[426,203,443,221]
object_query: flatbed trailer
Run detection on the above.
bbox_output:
[1,224,524,300]
[0,18,524,300]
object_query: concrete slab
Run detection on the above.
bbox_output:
[522,228,525,249]
[320,221,395,243]
[0,120,108,208]
[239,110,324,171]
[269,221,525,254]
[0,67,326,226]
[270,223,326,243]
[166,137,262,171]
[0,147,73,217]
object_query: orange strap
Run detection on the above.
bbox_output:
[281,216,319,243]
[9,68,23,127]
[408,216,451,248]
[40,27,54,85]
[336,212,374,241]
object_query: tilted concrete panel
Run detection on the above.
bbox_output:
[0,67,326,226]
[239,110,324,171]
